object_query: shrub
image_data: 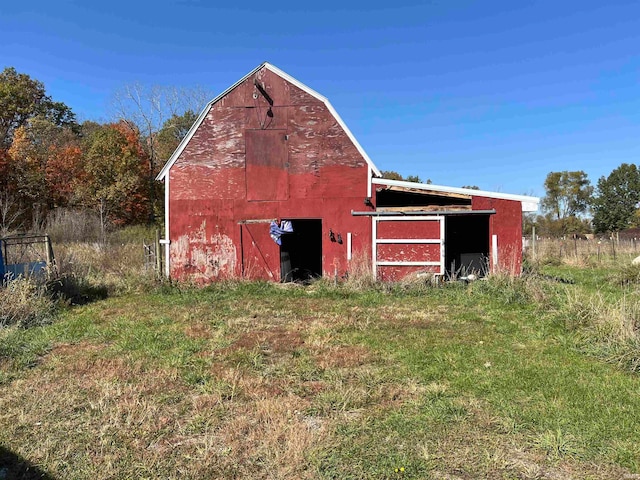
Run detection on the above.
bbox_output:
[609,264,640,286]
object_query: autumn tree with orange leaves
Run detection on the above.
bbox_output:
[1,67,199,236]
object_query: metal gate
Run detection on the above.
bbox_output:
[372,216,445,281]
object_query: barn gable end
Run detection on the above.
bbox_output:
[159,63,380,282]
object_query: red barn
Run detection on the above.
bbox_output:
[156,63,538,282]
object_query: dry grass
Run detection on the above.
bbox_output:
[527,237,640,267]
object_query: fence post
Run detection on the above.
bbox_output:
[532,227,536,261]
[155,229,162,277]
[611,237,616,260]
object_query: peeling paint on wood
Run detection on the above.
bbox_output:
[171,221,237,282]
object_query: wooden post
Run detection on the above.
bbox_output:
[44,235,52,266]
[45,234,55,278]
[574,236,578,258]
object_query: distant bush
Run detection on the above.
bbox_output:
[107,224,159,245]
[46,208,102,243]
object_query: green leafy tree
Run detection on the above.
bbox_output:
[0,67,77,148]
[155,110,197,163]
[591,163,640,233]
[541,171,593,236]
[381,170,428,183]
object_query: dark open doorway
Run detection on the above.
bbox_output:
[445,215,490,277]
[280,219,322,282]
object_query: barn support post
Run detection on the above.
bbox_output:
[492,235,498,272]
[371,217,377,279]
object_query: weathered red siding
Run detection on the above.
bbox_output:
[168,66,371,282]
[164,64,528,283]
[472,196,523,274]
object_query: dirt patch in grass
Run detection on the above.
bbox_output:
[48,340,104,358]
[377,304,449,328]
[183,322,212,339]
[315,345,372,369]
[228,327,305,354]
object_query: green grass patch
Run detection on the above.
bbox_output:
[1,270,639,478]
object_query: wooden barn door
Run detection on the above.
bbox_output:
[245,130,289,201]
[372,216,445,281]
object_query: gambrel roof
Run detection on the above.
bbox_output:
[156,62,382,180]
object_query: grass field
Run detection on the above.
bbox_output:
[2,258,640,478]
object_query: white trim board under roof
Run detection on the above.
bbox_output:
[156,62,382,181]
[373,178,539,212]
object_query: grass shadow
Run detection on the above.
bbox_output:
[0,445,55,480]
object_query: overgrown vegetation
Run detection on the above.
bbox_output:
[1,240,640,478]
[1,224,160,331]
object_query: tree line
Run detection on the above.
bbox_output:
[0,67,206,237]
[1,67,635,240]
[530,166,640,237]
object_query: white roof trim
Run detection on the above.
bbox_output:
[156,62,381,180]
[372,178,540,212]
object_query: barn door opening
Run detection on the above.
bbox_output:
[445,215,490,277]
[280,219,322,282]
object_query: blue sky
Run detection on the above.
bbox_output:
[2,0,639,198]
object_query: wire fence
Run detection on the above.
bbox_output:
[524,235,640,265]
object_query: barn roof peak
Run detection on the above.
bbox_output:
[156,62,382,180]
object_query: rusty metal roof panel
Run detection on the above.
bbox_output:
[372,178,539,212]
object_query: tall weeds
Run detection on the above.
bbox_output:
[564,288,640,372]
[0,277,56,328]
[1,224,162,329]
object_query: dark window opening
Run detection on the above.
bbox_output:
[280,219,322,282]
[376,189,471,208]
[445,215,490,277]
